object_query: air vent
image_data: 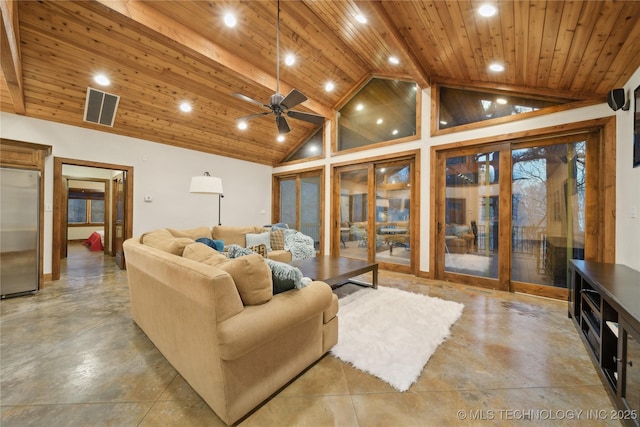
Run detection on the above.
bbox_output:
[83,87,120,127]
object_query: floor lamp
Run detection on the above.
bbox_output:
[190,172,224,225]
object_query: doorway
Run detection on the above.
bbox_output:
[432,119,615,299]
[52,158,133,281]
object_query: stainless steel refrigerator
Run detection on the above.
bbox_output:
[1,167,40,297]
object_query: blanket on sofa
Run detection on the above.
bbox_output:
[283,230,315,261]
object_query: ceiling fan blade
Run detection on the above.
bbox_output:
[276,115,291,134]
[236,112,271,121]
[287,110,325,125]
[280,89,307,109]
[233,93,270,109]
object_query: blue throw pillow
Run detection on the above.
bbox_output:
[196,237,224,252]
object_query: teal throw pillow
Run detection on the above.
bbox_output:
[196,237,225,252]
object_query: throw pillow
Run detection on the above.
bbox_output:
[245,231,271,251]
[249,243,268,257]
[183,246,272,305]
[265,258,309,294]
[216,254,273,305]
[270,228,285,250]
[196,237,225,252]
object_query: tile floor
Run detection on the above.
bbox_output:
[0,243,622,426]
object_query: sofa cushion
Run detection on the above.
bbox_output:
[196,237,225,252]
[183,242,228,263]
[212,225,261,247]
[270,228,285,250]
[183,244,272,305]
[265,258,307,294]
[246,231,271,251]
[167,226,212,240]
[141,229,194,256]
[266,250,291,262]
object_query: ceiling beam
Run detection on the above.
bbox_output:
[1,0,25,114]
[354,0,430,89]
[96,0,334,119]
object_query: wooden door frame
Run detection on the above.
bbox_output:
[331,150,420,275]
[430,117,616,298]
[272,166,325,255]
[52,157,134,281]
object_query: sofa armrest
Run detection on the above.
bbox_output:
[217,281,333,360]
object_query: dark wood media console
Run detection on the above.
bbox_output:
[569,260,640,426]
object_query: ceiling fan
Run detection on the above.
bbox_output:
[233,0,324,134]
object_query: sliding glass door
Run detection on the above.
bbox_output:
[511,139,585,293]
[435,134,592,299]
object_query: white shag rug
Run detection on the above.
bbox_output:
[331,286,464,392]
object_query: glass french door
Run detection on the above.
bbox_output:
[511,139,586,294]
[276,171,322,252]
[436,134,591,298]
[336,158,414,271]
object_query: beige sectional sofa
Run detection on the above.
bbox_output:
[123,226,338,425]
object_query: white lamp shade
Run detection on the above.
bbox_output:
[190,175,223,194]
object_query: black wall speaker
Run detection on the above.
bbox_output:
[607,88,629,111]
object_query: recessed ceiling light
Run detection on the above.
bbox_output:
[355,14,367,24]
[94,74,110,86]
[237,121,248,130]
[496,98,507,105]
[309,145,318,153]
[478,4,497,17]
[440,120,448,125]
[389,56,400,65]
[284,53,296,66]
[179,102,192,113]
[324,81,335,92]
[392,129,398,135]
[356,103,364,111]
[489,62,505,72]
[223,13,237,28]
[277,135,285,142]
[376,118,383,125]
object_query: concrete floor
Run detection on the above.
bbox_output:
[0,243,621,426]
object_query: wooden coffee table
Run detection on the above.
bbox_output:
[291,255,378,289]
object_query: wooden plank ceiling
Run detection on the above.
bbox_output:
[1,1,639,166]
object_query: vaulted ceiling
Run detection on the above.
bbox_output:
[2,1,640,166]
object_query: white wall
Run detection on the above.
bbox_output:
[1,113,274,275]
[615,67,640,270]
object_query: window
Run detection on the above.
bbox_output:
[338,78,417,151]
[68,188,105,225]
[284,127,323,162]
[437,85,570,131]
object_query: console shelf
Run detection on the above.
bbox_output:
[569,260,640,426]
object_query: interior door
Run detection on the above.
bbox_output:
[112,172,126,269]
[60,177,69,259]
